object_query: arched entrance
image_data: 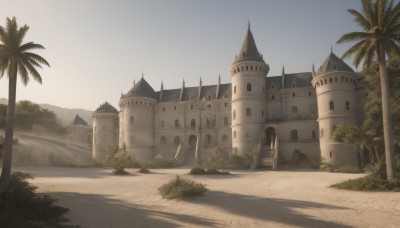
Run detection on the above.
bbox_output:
[185,135,197,165]
[265,127,276,147]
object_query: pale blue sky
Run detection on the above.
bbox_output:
[0,0,362,110]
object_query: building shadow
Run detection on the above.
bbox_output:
[51,192,218,228]
[192,190,351,227]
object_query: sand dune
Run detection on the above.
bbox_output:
[17,167,400,228]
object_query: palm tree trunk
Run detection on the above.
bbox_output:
[378,45,397,180]
[0,73,17,193]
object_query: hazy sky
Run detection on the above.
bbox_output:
[0,0,362,110]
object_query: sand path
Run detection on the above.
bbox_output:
[16,167,400,228]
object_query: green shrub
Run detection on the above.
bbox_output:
[189,167,230,175]
[112,167,129,175]
[138,167,150,174]
[0,172,77,227]
[331,174,400,191]
[320,159,362,173]
[158,175,208,200]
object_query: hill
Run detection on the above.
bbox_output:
[0,98,93,125]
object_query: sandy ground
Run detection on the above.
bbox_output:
[15,167,400,228]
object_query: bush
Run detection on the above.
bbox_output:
[189,167,230,175]
[320,159,362,173]
[331,174,400,191]
[138,167,150,174]
[112,167,129,175]
[158,175,208,200]
[0,172,77,227]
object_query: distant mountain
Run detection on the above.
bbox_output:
[0,98,93,125]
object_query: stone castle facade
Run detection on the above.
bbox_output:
[92,25,365,167]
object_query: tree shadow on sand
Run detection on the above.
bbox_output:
[51,192,218,228]
[193,191,351,227]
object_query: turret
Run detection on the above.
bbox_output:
[230,23,269,154]
[119,76,157,162]
[312,51,358,167]
[92,102,119,162]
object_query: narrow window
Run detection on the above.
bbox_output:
[175,119,180,127]
[251,66,253,71]
[233,131,237,138]
[160,136,166,144]
[161,120,165,128]
[330,101,334,110]
[246,108,251,117]
[233,110,236,120]
[224,102,228,107]
[291,106,298,113]
[224,117,228,126]
[174,136,180,145]
[162,107,165,111]
[292,92,296,97]
[234,86,236,94]
[174,106,176,110]
[205,134,211,144]
[346,101,350,110]
[292,83,296,88]
[291,130,298,140]
[191,119,195,128]
[321,128,324,138]
[329,78,332,83]
[247,83,251,92]
[130,116,134,124]
[246,66,248,71]
[312,130,316,139]
[272,95,275,100]
[330,151,333,158]
[308,91,312,96]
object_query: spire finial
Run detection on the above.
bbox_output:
[331,45,333,53]
[282,65,285,75]
[248,19,250,29]
[218,74,221,83]
[182,78,185,87]
[141,71,144,78]
[133,78,136,86]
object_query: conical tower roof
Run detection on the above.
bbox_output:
[316,52,354,76]
[71,114,88,126]
[93,102,118,114]
[125,77,157,99]
[233,23,265,64]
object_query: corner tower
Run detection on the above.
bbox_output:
[230,24,269,154]
[312,52,358,167]
[92,102,119,162]
[119,77,157,162]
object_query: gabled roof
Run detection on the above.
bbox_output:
[71,114,88,126]
[316,52,354,76]
[233,24,265,64]
[93,102,118,114]
[125,77,157,99]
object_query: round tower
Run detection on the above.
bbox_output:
[312,52,358,167]
[92,102,119,162]
[230,24,269,154]
[119,77,157,162]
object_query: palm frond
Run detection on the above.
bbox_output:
[337,32,370,44]
[384,0,400,31]
[362,0,376,26]
[341,39,368,60]
[17,59,29,85]
[15,25,29,48]
[22,58,42,84]
[23,52,50,67]
[18,42,45,52]
[348,9,371,30]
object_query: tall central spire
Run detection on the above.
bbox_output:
[234,22,264,64]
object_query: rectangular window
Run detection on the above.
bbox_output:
[224,117,228,126]
[191,119,196,128]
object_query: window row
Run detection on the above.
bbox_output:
[233,108,264,119]
[329,101,350,110]
[158,135,229,145]
[315,76,354,88]
[233,83,265,94]
[232,64,268,75]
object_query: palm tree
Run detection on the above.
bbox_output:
[0,17,49,192]
[337,0,400,180]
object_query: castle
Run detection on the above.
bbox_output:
[91,24,366,167]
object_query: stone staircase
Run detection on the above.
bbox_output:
[257,148,274,170]
[182,150,196,167]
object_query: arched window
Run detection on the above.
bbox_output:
[224,117,228,126]
[346,101,350,110]
[246,108,251,116]
[292,92,296,97]
[291,106,298,113]
[247,83,251,91]
[190,119,196,128]
[175,119,180,127]
[320,128,324,138]
[233,110,236,120]
[329,101,334,110]
[174,136,180,145]
[291,130,298,140]
[160,136,166,144]
[205,134,212,144]
[222,135,228,143]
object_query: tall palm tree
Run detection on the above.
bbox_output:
[0,17,49,192]
[337,0,400,180]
